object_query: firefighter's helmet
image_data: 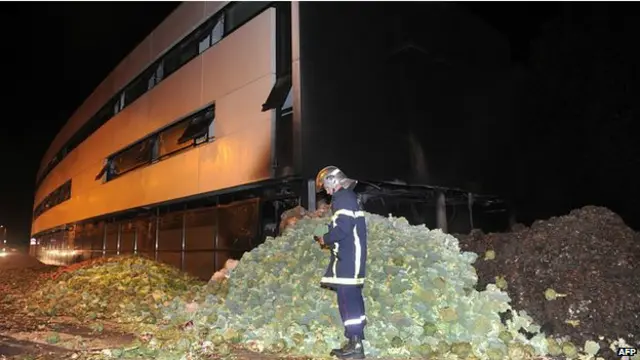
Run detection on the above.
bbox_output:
[315,166,357,193]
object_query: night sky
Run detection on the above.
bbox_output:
[1,2,638,245]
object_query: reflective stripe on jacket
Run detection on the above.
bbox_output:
[320,188,367,287]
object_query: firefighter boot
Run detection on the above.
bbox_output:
[330,335,365,359]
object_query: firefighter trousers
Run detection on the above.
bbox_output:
[336,285,366,339]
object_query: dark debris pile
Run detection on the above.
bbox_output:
[458,206,640,359]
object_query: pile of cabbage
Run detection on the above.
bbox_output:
[26,213,613,360]
[192,214,554,359]
[25,255,227,325]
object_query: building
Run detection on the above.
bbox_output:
[31,2,514,279]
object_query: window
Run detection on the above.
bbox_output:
[199,14,226,54]
[225,2,271,34]
[114,92,125,115]
[110,138,155,178]
[262,74,292,112]
[36,1,276,189]
[33,180,72,219]
[211,15,225,46]
[157,105,215,158]
[163,29,202,79]
[147,62,165,91]
[95,162,107,181]
[97,105,215,183]
[127,69,153,105]
[179,106,215,144]
[158,121,192,158]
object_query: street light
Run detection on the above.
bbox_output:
[0,225,6,245]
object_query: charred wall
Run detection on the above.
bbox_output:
[297,2,517,196]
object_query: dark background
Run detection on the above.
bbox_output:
[1,2,638,245]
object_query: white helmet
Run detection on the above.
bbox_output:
[315,166,357,193]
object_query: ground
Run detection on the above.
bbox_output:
[0,255,314,360]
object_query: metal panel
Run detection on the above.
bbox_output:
[184,207,217,279]
[34,151,81,209]
[74,117,118,171]
[42,74,116,172]
[140,147,200,205]
[112,35,153,93]
[72,160,104,198]
[215,74,274,138]
[135,216,156,260]
[119,220,136,254]
[148,57,204,132]
[204,1,228,19]
[291,2,299,62]
[157,211,183,268]
[107,95,151,154]
[198,116,272,194]
[150,2,206,61]
[201,9,276,104]
[105,222,119,256]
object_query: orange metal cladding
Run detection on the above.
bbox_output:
[32,5,277,236]
[36,2,232,181]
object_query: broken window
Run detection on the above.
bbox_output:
[262,74,292,112]
[95,159,110,181]
[147,61,165,91]
[178,106,215,145]
[157,120,192,158]
[114,92,126,115]
[211,14,225,46]
[198,34,211,54]
[110,138,155,177]
[199,13,226,54]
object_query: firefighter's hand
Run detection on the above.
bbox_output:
[314,235,325,246]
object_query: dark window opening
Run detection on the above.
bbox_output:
[33,180,72,220]
[128,68,154,104]
[110,138,155,178]
[162,45,185,79]
[163,24,208,79]
[179,40,199,67]
[178,106,215,144]
[262,74,292,112]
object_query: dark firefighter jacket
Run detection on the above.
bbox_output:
[320,188,367,287]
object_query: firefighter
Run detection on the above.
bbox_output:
[314,166,368,359]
